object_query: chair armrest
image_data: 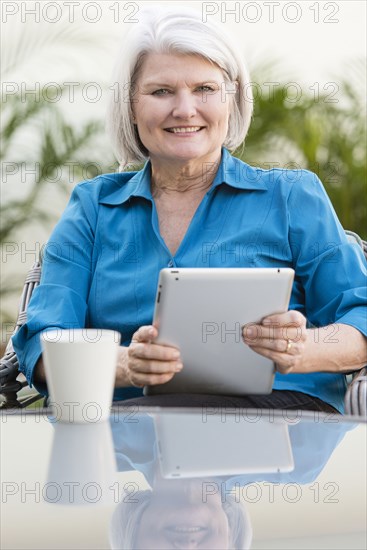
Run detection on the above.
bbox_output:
[344,367,367,417]
[0,261,42,408]
[343,231,367,416]
[345,230,367,258]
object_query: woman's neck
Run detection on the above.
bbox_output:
[150,151,222,199]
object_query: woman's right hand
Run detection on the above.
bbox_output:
[124,325,183,388]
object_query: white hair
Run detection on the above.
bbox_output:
[106,6,253,169]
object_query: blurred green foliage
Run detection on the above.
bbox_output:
[1,89,106,243]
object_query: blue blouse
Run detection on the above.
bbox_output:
[12,148,367,412]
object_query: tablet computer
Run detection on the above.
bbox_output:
[144,267,294,396]
[152,412,294,478]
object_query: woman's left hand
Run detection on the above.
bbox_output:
[242,310,308,374]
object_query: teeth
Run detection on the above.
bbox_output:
[167,127,202,133]
[169,526,204,533]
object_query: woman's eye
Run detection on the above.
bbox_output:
[151,86,216,95]
[152,89,170,96]
[197,85,216,92]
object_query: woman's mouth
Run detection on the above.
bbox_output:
[164,126,205,133]
[164,526,207,533]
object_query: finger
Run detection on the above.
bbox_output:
[131,325,157,343]
[242,323,305,343]
[130,358,183,375]
[130,371,178,388]
[275,362,294,375]
[261,310,306,328]
[245,337,302,355]
[129,342,180,362]
[249,345,295,374]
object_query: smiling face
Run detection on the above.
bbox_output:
[134,479,230,549]
[132,53,232,166]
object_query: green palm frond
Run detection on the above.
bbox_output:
[1,90,114,306]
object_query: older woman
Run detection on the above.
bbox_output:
[110,478,252,550]
[13,8,366,413]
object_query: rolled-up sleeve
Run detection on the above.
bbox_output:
[287,170,367,335]
[12,183,97,393]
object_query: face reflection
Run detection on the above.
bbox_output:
[132,53,232,165]
[135,479,230,549]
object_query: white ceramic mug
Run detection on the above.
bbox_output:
[41,328,121,423]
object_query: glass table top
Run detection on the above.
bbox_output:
[1,406,366,549]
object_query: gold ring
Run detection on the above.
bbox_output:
[286,339,293,353]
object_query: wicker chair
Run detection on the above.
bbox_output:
[0,261,44,408]
[343,231,367,416]
[1,232,366,414]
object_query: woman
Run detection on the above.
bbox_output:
[109,479,252,550]
[12,7,367,413]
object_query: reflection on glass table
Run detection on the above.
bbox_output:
[1,407,366,549]
[45,421,117,506]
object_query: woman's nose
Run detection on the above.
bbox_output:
[172,91,197,119]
